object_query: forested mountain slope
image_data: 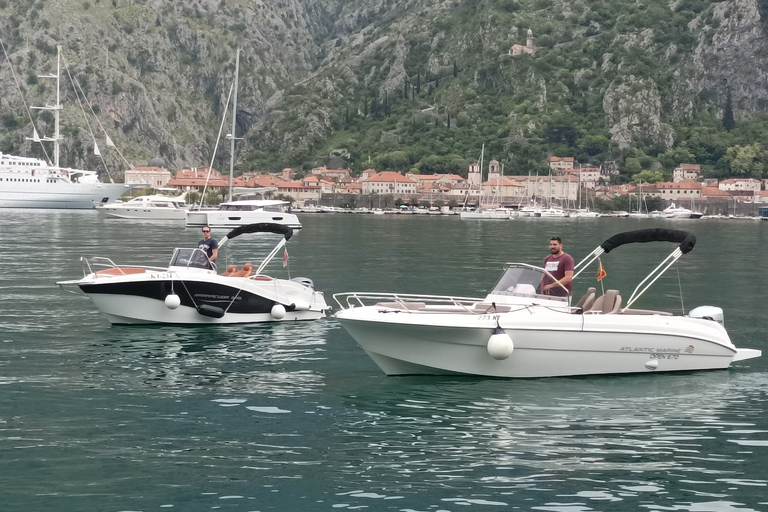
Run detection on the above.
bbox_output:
[1,0,767,182]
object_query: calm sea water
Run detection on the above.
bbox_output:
[1,210,767,512]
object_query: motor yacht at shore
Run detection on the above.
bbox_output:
[96,194,189,220]
[663,202,703,219]
[57,223,329,325]
[459,207,514,220]
[334,228,760,378]
[186,199,301,229]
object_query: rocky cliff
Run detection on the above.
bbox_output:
[0,0,766,176]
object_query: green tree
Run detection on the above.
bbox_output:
[376,151,411,171]
[724,144,765,178]
[658,147,696,169]
[723,88,735,131]
[579,134,610,156]
[632,169,665,183]
[624,157,642,175]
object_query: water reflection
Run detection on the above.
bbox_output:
[78,320,334,396]
[328,372,768,509]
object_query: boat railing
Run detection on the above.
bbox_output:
[334,292,484,312]
[82,256,166,277]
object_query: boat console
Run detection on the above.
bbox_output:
[169,248,216,271]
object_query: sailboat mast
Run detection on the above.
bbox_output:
[54,45,61,168]
[228,49,240,203]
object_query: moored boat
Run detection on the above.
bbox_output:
[0,46,133,209]
[96,194,189,220]
[334,228,760,378]
[57,223,329,325]
[186,199,301,229]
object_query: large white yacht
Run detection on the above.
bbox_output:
[0,46,132,209]
[0,153,130,209]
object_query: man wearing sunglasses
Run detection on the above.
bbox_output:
[198,226,219,263]
[542,236,574,296]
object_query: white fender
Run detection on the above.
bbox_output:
[271,304,286,320]
[487,327,514,360]
[164,293,181,310]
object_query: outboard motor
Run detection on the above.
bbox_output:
[688,306,724,325]
[291,277,315,288]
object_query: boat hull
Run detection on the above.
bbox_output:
[0,182,131,209]
[96,206,187,220]
[74,272,328,325]
[336,307,751,378]
[186,210,302,229]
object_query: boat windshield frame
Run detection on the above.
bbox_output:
[169,248,216,271]
[487,263,569,303]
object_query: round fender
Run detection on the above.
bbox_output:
[165,293,181,310]
[487,327,514,360]
[271,304,286,320]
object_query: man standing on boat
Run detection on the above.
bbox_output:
[542,236,574,296]
[198,226,219,264]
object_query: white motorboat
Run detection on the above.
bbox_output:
[57,223,330,325]
[459,208,514,220]
[96,194,189,220]
[0,46,133,208]
[663,202,703,219]
[334,228,760,378]
[185,199,302,229]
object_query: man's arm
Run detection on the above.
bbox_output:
[543,270,573,292]
[210,247,218,262]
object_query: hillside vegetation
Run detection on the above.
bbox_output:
[1,0,768,183]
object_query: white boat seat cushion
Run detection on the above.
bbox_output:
[575,287,596,312]
[590,290,622,314]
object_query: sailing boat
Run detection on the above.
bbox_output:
[569,165,600,217]
[185,50,301,229]
[628,180,651,218]
[0,45,133,208]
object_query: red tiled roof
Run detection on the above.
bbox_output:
[366,171,417,183]
[657,180,702,190]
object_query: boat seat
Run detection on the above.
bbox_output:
[589,290,622,314]
[232,263,253,278]
[221,265,238,277]
[574,287,596,313]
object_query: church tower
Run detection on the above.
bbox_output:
[468,162,482,188]
[527,29,533,48]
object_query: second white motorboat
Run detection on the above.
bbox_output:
[96,194,189,220]
[334,228,760,378]
[57,223,329,325]
[186,199,302,229]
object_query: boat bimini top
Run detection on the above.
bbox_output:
[573,228,696,312]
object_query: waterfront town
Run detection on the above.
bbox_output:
[125,156,768,213]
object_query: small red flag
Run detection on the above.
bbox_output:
[283,248,289,267]
[597,261,607,282]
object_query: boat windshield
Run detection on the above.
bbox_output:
[488,263,568,303]
[169,248,215,270]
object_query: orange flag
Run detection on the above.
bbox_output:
[597,261,607,281]
[283,248,289,267]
